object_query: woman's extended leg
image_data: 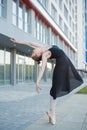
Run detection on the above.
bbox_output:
[47,96,56,125]
[50,95,56,119]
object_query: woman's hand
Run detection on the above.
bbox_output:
[10,38,16,43]
[36,82,41,93]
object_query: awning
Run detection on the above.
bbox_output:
[0,33,34,56]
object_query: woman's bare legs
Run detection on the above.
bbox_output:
[47,96,56,125]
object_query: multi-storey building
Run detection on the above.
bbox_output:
[85,0,87,69]
[0,0,85,85]
[77,0,85,70]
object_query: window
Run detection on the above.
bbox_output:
[51,32,57,45]
[69,0,71,12]
[75,0,77,4]
[24,7,31,33]
[36,17,40,40]
[66,0,68,4]
[59,15,62,29]
[54,0,57,3]
[42,24,46,44]
[18,1,23,29]
[12,0,31,33]
[72,0,74,4]
[51,4,57,21]
[0,47,11,85]
[0,48,4,84]
[72,8,74,18]
[72,22,74,32]
[35,15,49,44]
[45,27,49,44]
[0,0,7,18]
[5,51,11,84]
[75,15,77,21]
[38,0,47,9]
[64,5,68,20]
[59,0,62,10]
[64,23,68,37]
[12,0,17,25]
[69,16,71,27]
[58,38,63,49]
[69,31,71,41]
[40,23,43,42]
[24,8,28,32]
[75,6,77,13]
[47,63,52,80]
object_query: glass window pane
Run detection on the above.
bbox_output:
[28,58,34,81]
[59,0,62,10]
[47,62,52,80]
[18,19,23,29]
[16,54,18,83]
[12,0,17,25]
[18,1,23,29]
[24,9,28,32]
[5,51,11,84]
[0,49,4,84]
[13,0,16,14]
[19,7,22,18]
[0,0,7,18]
[12,15,16,25]
[28,10,31,33]
[59,15,62,29]
[0,0,4,4]
[0,6,2,17]
[64,5,68,20]
[51,4,57,21]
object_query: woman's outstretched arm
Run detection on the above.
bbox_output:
[10,38,44,48]
[36,51,51,93]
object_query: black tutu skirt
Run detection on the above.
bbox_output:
[49,45,83,99]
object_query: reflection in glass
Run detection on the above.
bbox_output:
[0,0,7,18]
[5,51,11,84]
[24,8,28,32]
[0,48,11,85]
[12,0,17,25]
[16,54,25,83]
[0,5,1,17]
[28,58,34,81]
[0,49,4,84]
[18,58,24,82]
[18,1,23,29]
[16,54,35,83]
[47,62,52,80]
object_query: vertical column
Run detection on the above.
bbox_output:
[11,48,16,85]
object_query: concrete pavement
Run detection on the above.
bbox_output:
[0,81,87,130]
[26,94,87,130]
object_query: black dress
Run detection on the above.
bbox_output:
[49,45,83,99]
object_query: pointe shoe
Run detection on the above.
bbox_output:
[46,111,51,123]
[51,117,56,125]
[46,111,56,125]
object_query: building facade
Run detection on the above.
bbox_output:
[77,0,85,70]
[85,0,87,68]
[0,0,85,85]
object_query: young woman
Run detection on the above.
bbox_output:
[11,39,83,125]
